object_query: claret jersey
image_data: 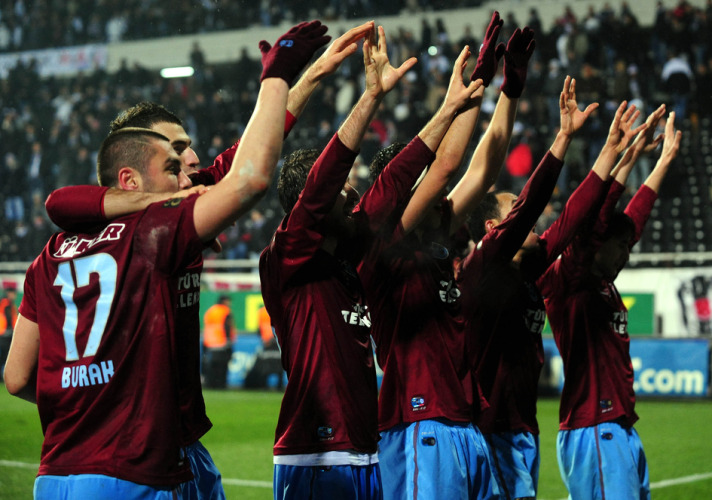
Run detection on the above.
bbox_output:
[20,195,203,486]
[539,180,657,430]
[261,133,432,455]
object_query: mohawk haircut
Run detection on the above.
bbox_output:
[277,148,321,214]
[109,102,182,132]
[97,127,169,187]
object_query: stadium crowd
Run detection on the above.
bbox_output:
[0,0,708,262]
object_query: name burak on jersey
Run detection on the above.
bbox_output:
[62,361,114,388]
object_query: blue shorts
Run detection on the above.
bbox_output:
[557,423,650,500]
[274,463,382,500]
[379,419,498,500]
[34,474,183,499]
[182,440,225,500]
[485,431,539,500]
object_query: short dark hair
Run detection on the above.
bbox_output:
[369,142,408,184]
[97,127,169,187]
[277,149,320,213]
[467,191,508,242]
[109,102,182,132]
[601,211,635,242]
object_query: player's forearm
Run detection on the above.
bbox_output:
[428,103,481,177]
[287,68,319,118]
[549,130,573,161]
[478,92,518,165]
[194,78,288,241]
[4,315,39,404]
[589,144,621,181]
[45,185,108,231]
[337,91,382,151]
[400,105,480,234]
[47,185,170,230]
[460,92,518,189]
[417,96,465,153]
[7,376,37,404]
[643,159,670,193]
[447,94,517,230]
[103,189,175,219]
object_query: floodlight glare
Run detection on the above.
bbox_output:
[160,66,195,78]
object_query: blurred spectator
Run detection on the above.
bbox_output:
[202,295,237,389]
[662,50,694,119]
[0,284,18,381]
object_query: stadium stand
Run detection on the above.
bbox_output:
[0,0,710,265]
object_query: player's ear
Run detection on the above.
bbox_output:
[118,167,141,191]
[485,219,496,233]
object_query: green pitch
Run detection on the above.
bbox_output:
[1,388,711,499]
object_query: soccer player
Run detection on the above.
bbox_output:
[538,109,681,500]
[260,24,479,499]
[461,80,652,500]
[357,15,535,499]
[42,21,371,499]
[4,24,326,499]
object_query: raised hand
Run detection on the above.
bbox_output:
[617,104,666,167]
[470,11,504,87]
[605,100,647,155]
[644,111,682,192]
[500,27,536,98]
[364,25,417,97]
[259,20,331,85]
[444,46,484,114]
[559,76,599,137]
[656,111,682,169]
[307,21,374,82]
[634,104,666,154]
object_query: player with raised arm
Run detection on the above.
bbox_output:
[357,15,536,499]
[461,79,652,500]
[3,24,325,500]
[537,109,680,500]
[260,23,480,499]
[40,22,377,500]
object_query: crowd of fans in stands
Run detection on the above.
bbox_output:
[0,0,708,262]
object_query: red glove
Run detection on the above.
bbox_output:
[500,27,536,98]
[470,11,504,87]
[259,20,331,85]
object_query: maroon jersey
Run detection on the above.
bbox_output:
[19,195,203,485]
[458,152,563,433]
[260,134,430,455]
[359,199,477,431]
[42,112,297,445]
[462,166,607,434]
[539,181,657,430]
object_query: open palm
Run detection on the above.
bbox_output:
[559,76,598,136]
[364,26,417,96]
